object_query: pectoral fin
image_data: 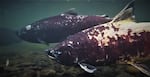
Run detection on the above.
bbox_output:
[78,63,97,73]
[127,62,150,76]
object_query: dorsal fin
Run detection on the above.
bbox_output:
[64,8,78,15]
[110,0,135,23]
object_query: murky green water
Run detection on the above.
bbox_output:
[0,0,150,77]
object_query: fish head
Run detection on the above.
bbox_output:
[16,10,77,43]
[46,41,76,66]
[46,29,99,66]
[17,22,45,43]
[17,24,37,43]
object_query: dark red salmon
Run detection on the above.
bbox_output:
[17,10,111,44]
[47,0,150,76]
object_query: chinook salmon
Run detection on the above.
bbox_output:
[17,9,111,44]
[46,0,150,76]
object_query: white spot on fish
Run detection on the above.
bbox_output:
[77,19,81,22]
[68,16,72,19]
[77,42,80,45]
[65,23,68,26]
[36,25,40,30]
[60,14,65,16]
[69,20,72,22]
[67,44,71,46]
[72,23,75,25]
[100,14,107,17]
[106,17,112,20]
[67,41,74,48]
[65,16,68,19]
[26,25,31,30]
[57,51,62,55]
[77,15,87,20]
[62,43,65,46]
[129,38,135,43]
[68,41,73,44]
[105,54,109,59]
[65,16,73,20]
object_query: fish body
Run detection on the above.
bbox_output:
[47,0,150,75]
[47,22,150,65]
[17,10,111,44]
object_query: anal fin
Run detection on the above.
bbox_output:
[78,63,97,73]
[127,62,150,76]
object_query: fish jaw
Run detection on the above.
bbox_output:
[46,45,77,66]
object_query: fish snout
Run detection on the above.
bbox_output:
[46,49,62,60]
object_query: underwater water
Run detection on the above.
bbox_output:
[0,0,150,77]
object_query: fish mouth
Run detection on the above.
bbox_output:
[48,54,56,59]
[45,49,56,59]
